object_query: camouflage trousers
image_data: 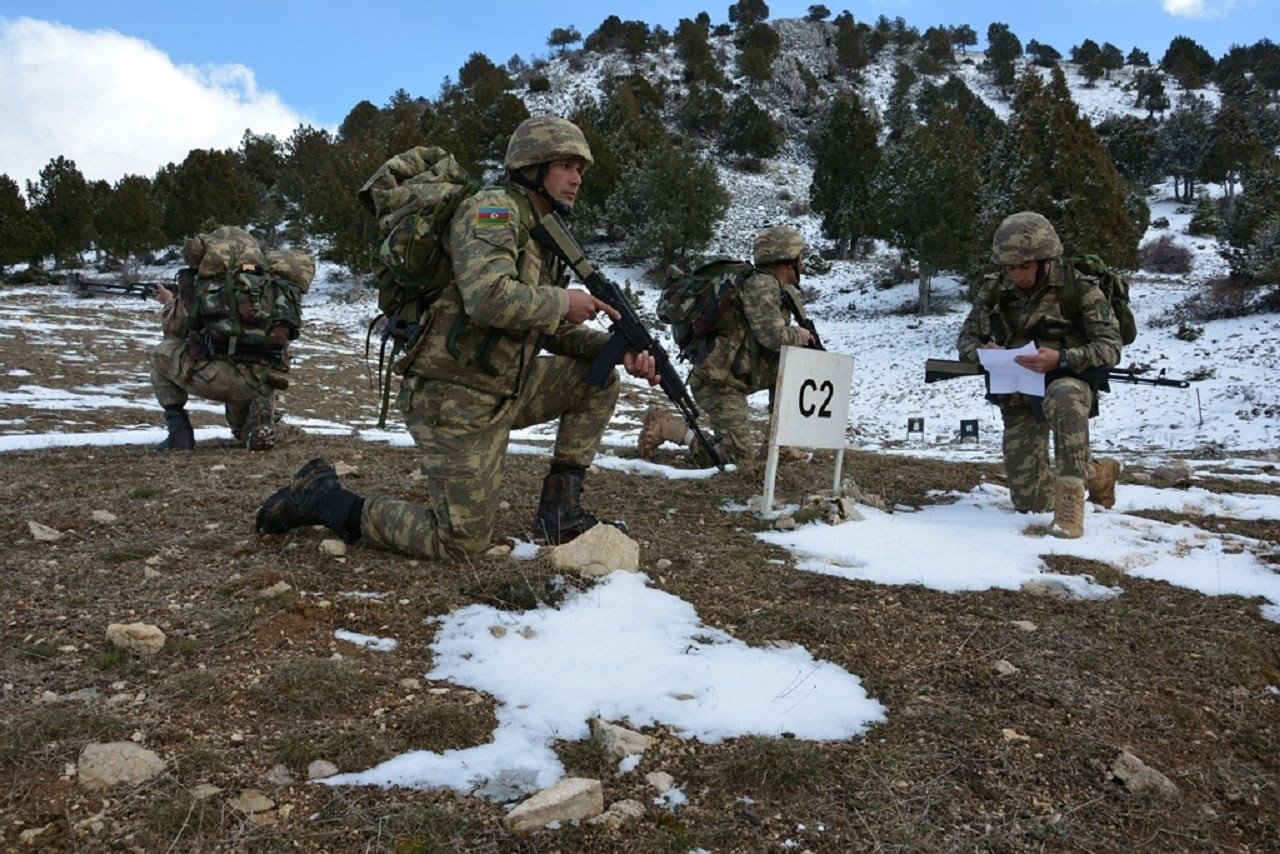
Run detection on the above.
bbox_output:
[687,373,763,469]
[999,377,1094,512]
[361,355,621,560]
[150,339,275,437]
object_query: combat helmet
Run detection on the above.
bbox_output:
[991,212,1063,265]
[752,226,807,266]
[504,116,594,171]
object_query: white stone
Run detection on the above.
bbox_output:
[589,718,656,760]
[28,520,64,542]
[502,777,604,832]
[551,524,639,573]
[307,759,339,780]
[77,742,165,789]
[105,622,166,655]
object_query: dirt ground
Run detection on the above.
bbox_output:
[1,283,1278,852]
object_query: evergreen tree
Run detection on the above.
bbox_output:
[728,0,769,31]
[1100,43,1125,78]
[950,24,978,59]
[599,73,667,159]
[737,22,781,83]
[1026,40,1062,68]
[984,23,1022,92]
[1134,70,1171,117]
[26,156,94,268]
[1071,39,1105,85]
[807,93,881,257]
[161,149,258,241]
[806,5,830,22]
[0,175,51,267]
[871,105,981,313]
[832,12,869,72]
[95,175,165,260]
[1160,35,1215,89]
[237,131,286,247]
[1204,100,1265,201]
[720,94,782,159]
[1220,154,1280,281]
[978,67,1143,269]
[1127,47,1151,67]
[605,139,728,267]
[677,84,727,136]
[1155,94,1213,202]
[885,61,918,141]
[547,26,582,54]
[1095,115,1159,186]
[675,17,726,86]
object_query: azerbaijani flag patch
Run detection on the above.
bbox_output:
[476,206,512,226]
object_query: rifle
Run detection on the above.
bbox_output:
[924,358,1190,388]
[781,288,825,351]
[68,274,163,300]
[529,212,726,470]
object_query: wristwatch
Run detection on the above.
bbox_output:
[1059,349,1072,372]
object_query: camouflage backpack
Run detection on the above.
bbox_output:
[357,146,480,424]
[657,256,754,364]
[179,226,306,371]
[1061,254,1137,346]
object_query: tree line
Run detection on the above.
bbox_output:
[1,5,1277,289]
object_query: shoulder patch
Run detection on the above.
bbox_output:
[475,206,512,226]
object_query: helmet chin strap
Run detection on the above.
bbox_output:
[509,166,573,218]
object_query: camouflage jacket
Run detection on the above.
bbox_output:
[401,183,609,396]
[692,268,808,393]
[957,259,1122,398]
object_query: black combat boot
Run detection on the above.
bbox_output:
[255,458,364,542]
[531,464,624,545]
[156,405,195,451]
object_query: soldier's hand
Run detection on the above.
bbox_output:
[153,284,174,307]
[797,327,814,346]
[1014,347,1061,374]
[623,349,660,386]
[564,290,618,325]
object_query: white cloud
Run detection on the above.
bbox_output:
[1161,0,1227,17]
[0,18,309,192]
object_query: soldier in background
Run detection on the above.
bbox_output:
[256,116,658,558]
[149,274,279,452]
[639,225,815,470]
[956,211,1122,538]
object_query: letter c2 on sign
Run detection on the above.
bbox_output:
[799,378,835,418]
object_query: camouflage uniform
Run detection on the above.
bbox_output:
[149,295,277,444]
[687,268,809,467]
[358,131,617,558]
[957,242,1122,512]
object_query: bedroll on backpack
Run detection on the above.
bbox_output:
[180,226,306,370]
[358,146,481,426]
[1061,254,1137,346]
[657,256,754,363]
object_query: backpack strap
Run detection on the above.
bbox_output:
[1059,257,1082,332]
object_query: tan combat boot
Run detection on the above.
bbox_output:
[638,405,690,459]
[1086,458,1120,508]
[1051,476,1086,539]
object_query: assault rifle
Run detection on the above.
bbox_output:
[781,288,825,351]
[530,212,726,470]
[924,358,1190,388]
[67,273,163,300]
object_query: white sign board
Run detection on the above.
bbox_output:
[760,346,855,512]
[770,346,855,450]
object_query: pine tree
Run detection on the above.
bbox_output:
[95,175,165,260]
[160,149,257,242]
[984,23,1022,92]
[720,94,782,159]
[1154,94,1213,202]
[737,22,781,83]
[0,175,51,267]
[977,67,1143,269]
[1160,35,1215,90]
[605,140,728,267]
[25,156,94,268]
[871,105,981,312]
[807,93,881,257]
[674,17,726,87]
[832,12,869,72]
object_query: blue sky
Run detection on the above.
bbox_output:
[1,0,1272,189]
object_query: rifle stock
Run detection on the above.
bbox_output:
[925,358,1190,388]
[530,212,726,470]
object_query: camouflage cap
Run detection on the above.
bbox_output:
[503,116,594,171]
[752,226,807,266]
[991,211,1063,265]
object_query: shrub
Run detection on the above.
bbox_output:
[528,76,551,93]
[1139,234,1193,274]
